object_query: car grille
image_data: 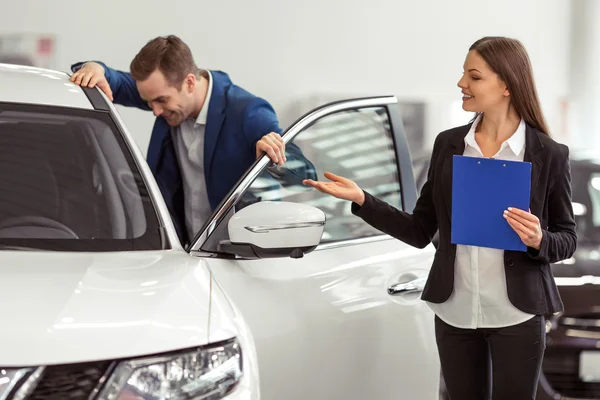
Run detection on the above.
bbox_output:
[23,361,113,400]
[543,349,600,399]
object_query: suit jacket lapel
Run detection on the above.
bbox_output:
[523,124,544,202]
[204,71,227,176]
[146,117,171,174]
[444,125,470,218]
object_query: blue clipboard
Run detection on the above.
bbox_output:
[451,155,532,252]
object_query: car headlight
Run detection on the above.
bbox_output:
[98,338,243,400]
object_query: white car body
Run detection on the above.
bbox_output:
[0,63,439,400]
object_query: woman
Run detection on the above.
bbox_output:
[303,36,576,400]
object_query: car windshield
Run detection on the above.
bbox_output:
[0,102,164,251]
[569,158,600,244]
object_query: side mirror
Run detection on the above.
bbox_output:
[218,201,325,259]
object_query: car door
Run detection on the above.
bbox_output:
[190,96,439,400]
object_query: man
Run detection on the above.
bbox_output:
[70,35,315,246]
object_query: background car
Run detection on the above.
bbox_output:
[412,148,600,400]
[0,63,440,400]
[537,151,600,400]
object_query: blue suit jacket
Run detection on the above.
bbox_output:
[71,62,315,245]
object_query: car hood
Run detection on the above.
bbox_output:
[0,250,219,367]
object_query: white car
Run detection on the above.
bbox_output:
[0,63,439,400]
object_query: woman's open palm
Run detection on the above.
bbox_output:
[303,172,365,205]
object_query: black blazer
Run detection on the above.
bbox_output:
[352,122,577,315]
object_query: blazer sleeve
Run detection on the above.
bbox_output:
[527,149,577,263]
[350,135,442,249]
[71,61,150,110]
[243,98,282,140]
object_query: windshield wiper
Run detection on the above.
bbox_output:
[0,244,52,251]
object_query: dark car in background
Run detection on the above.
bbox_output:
[538,151,600,400]
[412,150,600,400]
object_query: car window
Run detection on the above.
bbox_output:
[201,105,402,252]
[0,103,163,251]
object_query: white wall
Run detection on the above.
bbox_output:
[566,0,600,152]
[0,0,571,153]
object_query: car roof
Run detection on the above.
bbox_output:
[0,63,94,110]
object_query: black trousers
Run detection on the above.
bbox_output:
[435,314,546,400]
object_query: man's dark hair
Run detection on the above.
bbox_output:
[130,35,197,87]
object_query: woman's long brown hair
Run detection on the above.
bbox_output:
[470,36,550,136]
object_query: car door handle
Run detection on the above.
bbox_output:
[388,277,426,295]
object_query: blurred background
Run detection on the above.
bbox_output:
[1,0,594,158]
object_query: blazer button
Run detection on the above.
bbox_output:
[507,258,515,267]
